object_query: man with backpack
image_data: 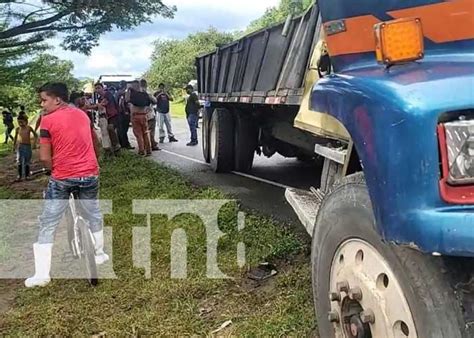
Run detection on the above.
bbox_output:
[126,80,157,156]
[94,83,121,153]
[140,79,160,151]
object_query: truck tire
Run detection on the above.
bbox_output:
[312,173,469,338]
[234,112,258,173]
[202,108,212,163]
[210,108,234,173]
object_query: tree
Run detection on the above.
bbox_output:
[246,0,314,33]
[145,28,235,91]
[23,54,79,89]
[0,0,176,55]
[0,54,79,110]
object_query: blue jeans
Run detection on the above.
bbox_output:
[187,114,198,143]
[38,177,103,244]
[18,144,32,178]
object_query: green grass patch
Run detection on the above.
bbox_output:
[0,152,315,336]
[0,143,11,158]
[0,123,8,158]
[170,101,186,119]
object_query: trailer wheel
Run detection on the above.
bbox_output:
[312,173,467,338]
[234,112,258,173]
[202,108,212,163]
[210,108,234,173]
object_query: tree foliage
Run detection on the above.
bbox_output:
[0,0,176,56]
[145,28,235,91]
[145,0,315,92]
[0,54,79,111]
[0,1,175,112]
[246,0,314,33]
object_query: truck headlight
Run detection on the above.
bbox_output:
[444,121,474,185]
[438,118,474,204]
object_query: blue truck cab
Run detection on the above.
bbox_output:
[305,1,474,337]
[196,1,474,336]
[312,0,474,257]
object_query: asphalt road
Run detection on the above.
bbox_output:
[130,117,322,239]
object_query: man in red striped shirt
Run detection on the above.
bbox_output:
[25,83,109,288]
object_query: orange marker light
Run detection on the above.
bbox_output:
[374,18,425,65]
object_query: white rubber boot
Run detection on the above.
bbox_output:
[92,231,109,265]
[25,243,53,288]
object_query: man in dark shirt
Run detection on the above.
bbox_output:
[18,105,28,119]
[185,85,200,146]
[117,81,134,149]
[2,110,14,144]
[95,83,121,152]
[155,83,178,143]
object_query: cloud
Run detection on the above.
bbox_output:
[52,0,280,79]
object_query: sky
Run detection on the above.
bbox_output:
[52,0,280,80]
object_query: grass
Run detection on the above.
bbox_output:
[0,152,315,336]
[0,143,9,159]
[170,101,186,119]
[0,123,9,158]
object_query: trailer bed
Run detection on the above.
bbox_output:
[196,3,321,106]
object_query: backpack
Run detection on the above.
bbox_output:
[130,90,151,108]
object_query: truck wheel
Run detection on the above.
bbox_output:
[202,108,212,163]
[210,108,234,173]
[234,112,258,173]
[312,173,467,338]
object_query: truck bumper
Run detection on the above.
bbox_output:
[404,208,474,257]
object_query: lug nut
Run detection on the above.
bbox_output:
[349,287,363,301]
[328,311,340,323]
[360,309,375,324]
[337,281,349,293]
[329,292,341,302]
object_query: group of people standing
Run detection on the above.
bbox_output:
[2,80,202,288]
[1,79,202,181]
[92,79,203,157]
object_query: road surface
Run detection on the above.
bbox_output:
[130,117,322,239]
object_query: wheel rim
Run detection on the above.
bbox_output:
[210,117,217,160]
[328,239,417,338]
